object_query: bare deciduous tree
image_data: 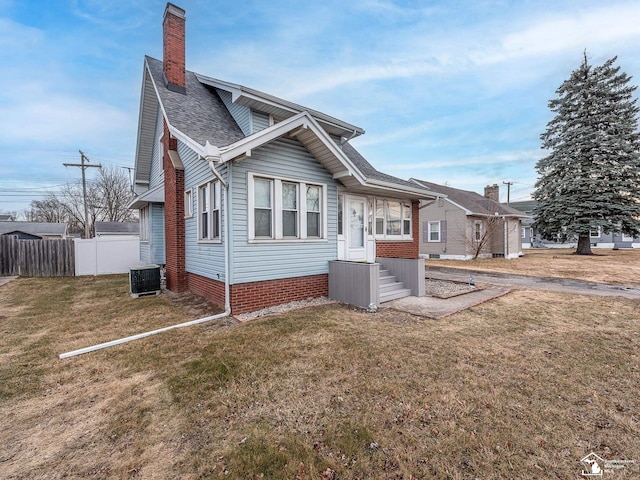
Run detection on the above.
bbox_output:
[27,166,137,237]
[462,216,505,259]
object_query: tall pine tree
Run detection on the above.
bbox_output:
[534,53,640,254]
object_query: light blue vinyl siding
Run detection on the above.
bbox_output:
[139,203,165,265]
[140,237,150,263]
[150,204,165,264]
[231,137,338,284]
[149,106,164,188]
[216,88,251,136]
[251,111,270,133]
[181,142,227,281]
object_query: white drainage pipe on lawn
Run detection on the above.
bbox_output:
[60,165,233,360]
[58,310,230,359]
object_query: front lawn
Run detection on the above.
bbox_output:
[1,275,638,478]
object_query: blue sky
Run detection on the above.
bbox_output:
[1,0,639,214]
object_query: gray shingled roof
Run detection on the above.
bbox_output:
[509,200,537,214]
[411,180,528,217]
[95,222,140,234]
[0,221,67,236]
[145,56,433,196]
[341,143,429,190]
[146,56,245,148]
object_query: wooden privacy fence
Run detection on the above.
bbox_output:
[0,236,75,277]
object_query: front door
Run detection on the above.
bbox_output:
[347,196,367,261]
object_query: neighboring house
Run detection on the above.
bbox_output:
[129,3,438,314]
[0,214,14,221]
[0,221,68,240]
[409,181,528,260]
[510,200,640,249]
[95,221,140,239]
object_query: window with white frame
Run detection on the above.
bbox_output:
[474,221,482,241]
[590,226,601,238]
[184,189,193,218]
[140,206,149,242]
[198,181,220,241]
[521,227,527,239]
[428,221,440,242]
[249,174,325,241]
[374,199,413,240]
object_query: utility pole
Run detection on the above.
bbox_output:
[502,181,514,206]
[122,166,135,192]
[64,150,101,239]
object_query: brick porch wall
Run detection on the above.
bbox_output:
[375,201,420,259]
[186,272,329,315]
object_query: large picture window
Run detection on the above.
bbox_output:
[198,181,220,241]
[374,199,413,240]
[249,173,326,241]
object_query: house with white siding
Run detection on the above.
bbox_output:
[129,3,438,314]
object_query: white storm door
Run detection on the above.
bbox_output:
[347,196,367,261]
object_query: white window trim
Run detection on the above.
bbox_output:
[184,189,193,218]
[197,180,221,243]
[140,206,150,243]
[474,221,483,241]
[428,221,440,242]
[247,172,327,242]
[374,198,413,240]
[590,226,601,238]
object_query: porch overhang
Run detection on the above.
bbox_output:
[129,183,165,209]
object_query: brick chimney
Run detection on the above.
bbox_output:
[163,3,186,94]
[162,3,187,293]
[484,184,499,202]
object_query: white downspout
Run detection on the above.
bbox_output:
[59,147,232,360]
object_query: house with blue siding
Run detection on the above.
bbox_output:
[130,3,437,314]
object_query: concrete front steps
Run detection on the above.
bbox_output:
[379,268,412,303]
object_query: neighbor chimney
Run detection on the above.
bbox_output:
[484,184,499,202]
[163,3,186,94]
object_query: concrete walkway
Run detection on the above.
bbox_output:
[0,276,18,288]
[425,267,640,299]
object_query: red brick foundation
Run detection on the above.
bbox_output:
[188,272,226,309]
[375,201,420,259]
[186,272,329,315]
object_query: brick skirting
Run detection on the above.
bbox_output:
[186,272,329,315]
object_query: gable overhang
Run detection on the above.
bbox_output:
[133,63,161,187]
[215,111,367,182]
[195,73,365,139]
[129,183,165,209]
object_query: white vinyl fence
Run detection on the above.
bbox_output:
[75,236,140,276]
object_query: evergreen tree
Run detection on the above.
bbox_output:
[533,53,640,254]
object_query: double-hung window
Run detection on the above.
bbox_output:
[428,221,440,242]
[373,198,413,240]
[184,189,193,218]
[198,181,220,241]
[249,173,325,241]
[474,221,482,241]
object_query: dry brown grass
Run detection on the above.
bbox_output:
[426,248,640,285]
[1,274,639,479]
